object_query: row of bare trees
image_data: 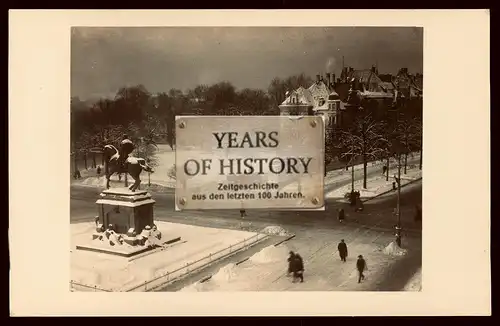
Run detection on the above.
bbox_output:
[329,111,422,191]
[71,74,317,173]
[72,73,422,184]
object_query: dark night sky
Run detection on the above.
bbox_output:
[71,27,423,100]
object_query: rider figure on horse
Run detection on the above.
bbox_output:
[118,134,135,172]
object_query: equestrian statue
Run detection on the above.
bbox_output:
[103,134,154,192]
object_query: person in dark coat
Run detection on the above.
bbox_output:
[96,165,101,176]
[338,208,345,223]
[292,253,304,283]
[337,239,348,262]
[349,191,357,206]
[356,255,367,283]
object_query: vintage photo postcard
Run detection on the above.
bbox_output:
[9,10,490,316]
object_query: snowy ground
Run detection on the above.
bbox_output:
[73,146,420,191]
[324,153,420,186]
[70,221,265,291]
[403,268,422,291]
[147,145,176,186]
[325,164,422,200]
[279,155,420,196]
[180,223,420,292]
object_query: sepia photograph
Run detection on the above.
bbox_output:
[69,26,424,292]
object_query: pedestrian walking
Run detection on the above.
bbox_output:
[240,209,246,218]
[292,253,304,283]
[382,165,388,175]
[338,208,345,223]
[96,165,101,176]
[94,215,99,227]
[337,239,348,262]
[356,255,367,283]
[349,191,357,207]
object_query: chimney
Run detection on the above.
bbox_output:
[316,74,321,83]
[332,74,336,84]
[371,65,376,73]
[326,73,331,84]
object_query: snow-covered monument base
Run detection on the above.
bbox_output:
[76,188,180,257]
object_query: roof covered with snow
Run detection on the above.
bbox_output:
[307,81,330,107]
[328,90,340,101]
[347,69,383,86]
[395,70,423,92]
[359,90,394,99]
[280,81,330,109]
[379,82,395,92]
[280,86,313,107]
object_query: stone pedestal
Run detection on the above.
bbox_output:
[95,188,155,237]
[75,187,181,257]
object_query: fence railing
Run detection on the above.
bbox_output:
[70,232,268,293]
[125,233,268,292]
[69,280,113,292]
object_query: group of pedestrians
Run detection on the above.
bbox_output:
[286,240,368,285]
[337,239,368,283]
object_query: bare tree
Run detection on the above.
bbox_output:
[339,113,389,189]
[379,121,398,181]
[395,115,421,174]
[134,137,159,187]
[412,117,423,170]
[167,164,176,180]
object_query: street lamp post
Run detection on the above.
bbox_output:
[395,153,402,247]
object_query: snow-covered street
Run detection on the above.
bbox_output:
[180,222,421,292]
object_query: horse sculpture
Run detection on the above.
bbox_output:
[103,144,154,192]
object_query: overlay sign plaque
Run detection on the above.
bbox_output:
[175,116,324,210]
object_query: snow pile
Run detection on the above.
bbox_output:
[260,225,291,237]
[80,176,108,187]
[211,263,238,283]
[179,282,203,292]
[249,244,289,264]
[404,268,422,291]
[383,242,408,256]
[77,175,176,189]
